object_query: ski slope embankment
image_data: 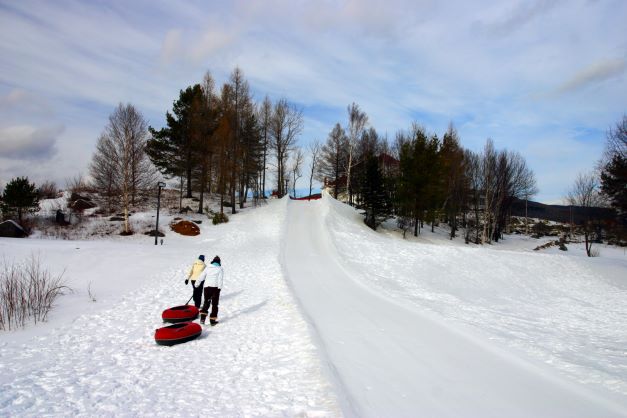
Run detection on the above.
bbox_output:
[282,194,627,417]
[323,194,627,398]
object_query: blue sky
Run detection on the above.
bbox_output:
[0,0,625,203]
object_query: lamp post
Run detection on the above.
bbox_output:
[155,181,166,245]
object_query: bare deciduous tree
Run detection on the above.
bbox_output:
[37,181,58,199]
[463,149,482,243]
[269,98,303,197]
[603,114,627,162]
[90,103,157,233]
[194,72,218,214]
[65,173,88,194]
[90,133,118,212]
[567,172,604,257]
[481,139,497,244]
[257,95,273,198]
[308,140,321,200]
[346,102,368,205]
[290,147,304,197]
[521,165,539,235]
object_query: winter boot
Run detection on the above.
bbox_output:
[210,317,218,326]
[200,311,207,324]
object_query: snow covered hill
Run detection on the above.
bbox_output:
[1,194,626,417]
[285,194,627,417]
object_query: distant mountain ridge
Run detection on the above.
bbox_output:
[510,198,615,224]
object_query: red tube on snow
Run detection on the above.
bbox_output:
[161,305,199,323]
[154,322,202,346]
[289,193,322,200]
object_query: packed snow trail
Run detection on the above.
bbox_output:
[283,196,627,417]
[0,200,340,416]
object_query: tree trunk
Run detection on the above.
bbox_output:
[585,230,592,257]
[346,146,353,205]
[525,197,528,235]
[198,162,206,214]
[179,176,184,210]
[186,147,193,198]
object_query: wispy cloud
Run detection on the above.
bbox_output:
[159,29,183,66]
[478,0,560,36]
[0,88,54,116]
[556,58,626,94]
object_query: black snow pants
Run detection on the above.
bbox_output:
[200,286,221,321]
[191,282,204,308]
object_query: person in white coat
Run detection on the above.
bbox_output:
[200,255,224,325]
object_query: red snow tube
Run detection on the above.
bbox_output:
[289,193,321,200]
[161,305,199,323]
[155,322,202,346]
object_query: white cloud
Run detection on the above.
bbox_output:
[0,125,64,160]
[0,0,625,202]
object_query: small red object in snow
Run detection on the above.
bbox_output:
[289,193,322,201]
[155,322,202,346]
[161,304,199,323]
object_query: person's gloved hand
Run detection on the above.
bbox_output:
[185,279,189,285]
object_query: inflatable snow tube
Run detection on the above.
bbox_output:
[154,322,202,346]
[162,304,199,323]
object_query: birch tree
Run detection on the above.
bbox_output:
[308,140,321,199]
[481,139,497,243]
[269,98,303,197]
[290,147,304,197]
[258,96,273,198]
[92,103,156,233]
[346,102,368,205]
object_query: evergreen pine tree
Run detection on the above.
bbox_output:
[1,177,40,224]
[362,154,392,230]
[146,85,204,198]
[601,154,627,227]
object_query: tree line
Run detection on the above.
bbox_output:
[87,67,304,231]
[144,68,303,216]
[314,103,538,243]
[2,65,622,250]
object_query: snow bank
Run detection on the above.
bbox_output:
[321,194,627,398]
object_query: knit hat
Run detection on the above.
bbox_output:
[198,255,205,262]
[211,256,221,265]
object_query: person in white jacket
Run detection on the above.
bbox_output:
[199,255,224,325]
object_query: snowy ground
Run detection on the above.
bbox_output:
[0,199,340,416]
[1,193,626,416]
[284,196,627,417]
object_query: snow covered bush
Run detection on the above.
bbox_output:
[0,255,69,330]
